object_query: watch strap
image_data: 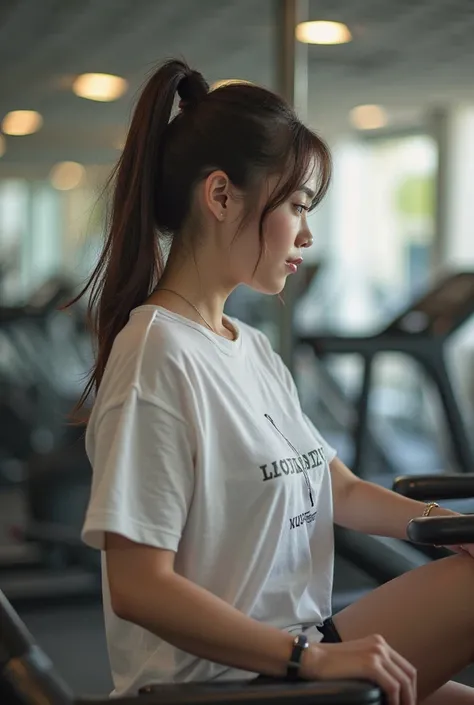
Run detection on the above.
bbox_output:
[286,633,309,680]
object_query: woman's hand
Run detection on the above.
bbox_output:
[430,508,474,559]
[444,543,474,558]
[303,633,417,705]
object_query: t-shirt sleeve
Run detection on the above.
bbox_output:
[82,389,195,552]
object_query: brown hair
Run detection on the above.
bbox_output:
[70,58,331,416]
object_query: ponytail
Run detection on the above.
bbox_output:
[69,60,208,417]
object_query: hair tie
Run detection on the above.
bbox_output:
[177,71,209,112]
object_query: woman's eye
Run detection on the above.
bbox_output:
[294,204,309,215]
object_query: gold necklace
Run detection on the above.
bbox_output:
[156,288,217,334]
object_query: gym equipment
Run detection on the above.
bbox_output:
[0,276,88,476]
[300,271,474,478]
[2,509,474,705]
[394,473,474,501]
[336,470,474,595]
[0,440,101,607]
[333,470,474,610]
[0,277,98,605]
[393,472,474,546]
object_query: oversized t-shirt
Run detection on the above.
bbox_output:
[82,305,337,696]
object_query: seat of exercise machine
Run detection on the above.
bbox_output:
[393,474,474,501]
[0,590,382,705]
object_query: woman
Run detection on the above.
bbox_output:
[78,59,474,704]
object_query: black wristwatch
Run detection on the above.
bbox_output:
[286,633,309,680]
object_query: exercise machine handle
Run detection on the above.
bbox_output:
[393,474,474,501]
[407,515,474,545]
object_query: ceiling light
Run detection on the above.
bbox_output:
[50,161,85,191]
[72,73,128,102]
[0,135,5,158]
[350,104,388,130]
[2,110,43,136]
[296,21,352,45]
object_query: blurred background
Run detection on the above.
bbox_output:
[1,0,474,696]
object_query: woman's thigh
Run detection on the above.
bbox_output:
[332,554,474,702]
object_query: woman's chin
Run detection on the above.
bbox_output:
[245,264,290,295]
[249,277,287,296]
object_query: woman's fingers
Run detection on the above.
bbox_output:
[384,646,417,705]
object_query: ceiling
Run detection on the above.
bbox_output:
[1,0,474,172]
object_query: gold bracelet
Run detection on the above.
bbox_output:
[422,502,439,517]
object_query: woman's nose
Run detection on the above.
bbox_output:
[298,226,314,249]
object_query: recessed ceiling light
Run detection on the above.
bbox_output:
[2,110,43,136]
[50,161,85,191]
[296,21,352,45]
[72,73,128,102]
[350,104,388,130]
[0,135,5,157]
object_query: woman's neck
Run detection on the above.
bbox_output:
[146,287,236,341]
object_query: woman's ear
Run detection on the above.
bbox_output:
[203,170,231,221]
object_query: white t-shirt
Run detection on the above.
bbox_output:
[82,305,337,696]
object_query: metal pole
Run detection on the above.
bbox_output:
[275,0,309,371]
[430,107,450,278]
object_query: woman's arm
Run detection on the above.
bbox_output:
[330,457,458,540]
[105,532,418,700]
[106,532,322,680]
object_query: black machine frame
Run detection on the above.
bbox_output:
[300,272,474,478]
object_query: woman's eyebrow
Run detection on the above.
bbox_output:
[297,186,316,200]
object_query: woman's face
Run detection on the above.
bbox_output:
[234,173,316,295]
